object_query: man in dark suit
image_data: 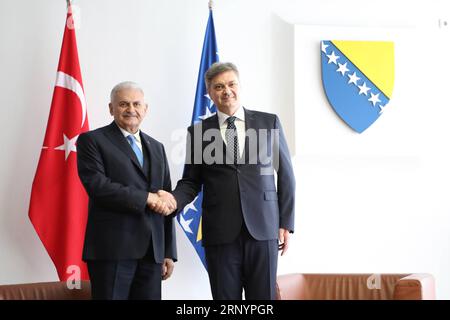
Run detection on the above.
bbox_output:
[77,82,177,300]
[159,62,295,300]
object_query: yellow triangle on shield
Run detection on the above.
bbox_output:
[333,41,394,99]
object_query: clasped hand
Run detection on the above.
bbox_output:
[147,190,177,216]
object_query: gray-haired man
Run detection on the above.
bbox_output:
[77,82,177,299]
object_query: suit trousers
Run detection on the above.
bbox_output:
[87,242,162,300]
[205,224,278,300]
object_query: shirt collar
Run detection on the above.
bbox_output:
[217,106,245,126]
[117,125,141,143]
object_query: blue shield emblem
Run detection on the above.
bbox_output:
[321,40,394,133]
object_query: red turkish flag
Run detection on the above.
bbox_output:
[29,5,89,281]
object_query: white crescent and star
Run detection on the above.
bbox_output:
[55,134,79,160]
[42,71,87,161]
[55,71,87,128]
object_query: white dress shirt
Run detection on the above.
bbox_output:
[117,125,143,153]
[217,106,245,157]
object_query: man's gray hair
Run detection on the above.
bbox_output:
[204,62,240,88]
[110,81,145,102]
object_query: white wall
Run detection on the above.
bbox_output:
[0,0,448,299]
[282,25,450,300]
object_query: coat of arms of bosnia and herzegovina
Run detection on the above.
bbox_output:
[321,40,394,133]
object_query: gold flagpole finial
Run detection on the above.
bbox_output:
[208,0,213,10]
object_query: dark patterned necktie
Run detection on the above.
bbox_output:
[226,116,239,163]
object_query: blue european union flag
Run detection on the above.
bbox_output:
[176,9,218,269]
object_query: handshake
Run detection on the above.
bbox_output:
[147,190,177,216]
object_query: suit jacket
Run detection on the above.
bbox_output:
[172,108,295,246]
[77,121,177,263]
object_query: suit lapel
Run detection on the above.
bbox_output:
[203,114,220,131]
[203,115,234,167]
[242,108,252,164]
[207,111,258,167]
[141,132,159,188]
[105,122,146,176]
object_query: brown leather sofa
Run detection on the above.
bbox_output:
[0,273,436,300]
[0,281,91,300]
[276,273,435,300]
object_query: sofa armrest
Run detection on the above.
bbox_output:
[0,281,91,300]
[394,273,435,300]
[276,273,306,300]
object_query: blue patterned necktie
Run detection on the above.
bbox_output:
[127,135,144,167]
[226,116,239,163]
